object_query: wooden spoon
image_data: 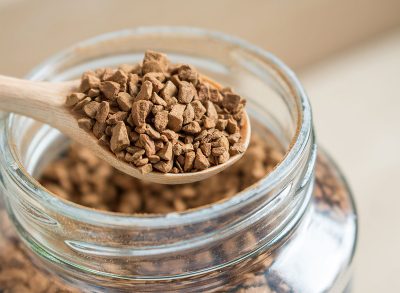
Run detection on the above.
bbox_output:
[0,74,250,184]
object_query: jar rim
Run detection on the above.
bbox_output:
[4,26,312,227]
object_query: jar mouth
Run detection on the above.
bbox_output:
[4,26,312,227]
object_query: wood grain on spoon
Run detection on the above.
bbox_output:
[0,74,250,184]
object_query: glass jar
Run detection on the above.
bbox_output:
[0,27,357,292]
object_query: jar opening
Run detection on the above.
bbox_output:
[2,27,312,227]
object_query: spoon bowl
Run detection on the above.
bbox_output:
[0,74,251,184]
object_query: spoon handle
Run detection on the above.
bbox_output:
[0,75,73,125]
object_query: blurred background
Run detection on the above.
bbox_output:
[1,0,399,292]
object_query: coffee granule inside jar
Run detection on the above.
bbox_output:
[66,50,247,175]
[0,213,79,293]
[0,134,352,292]
[39,132,283,213]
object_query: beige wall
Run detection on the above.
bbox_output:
[1,0,400,76]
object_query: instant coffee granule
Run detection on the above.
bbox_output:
[0,138,351,292]
[0,131,286,292]
[0,205,292,293]
[66,50,247,175]
[39,132,282,213]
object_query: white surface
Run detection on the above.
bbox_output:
[300,28,400,292]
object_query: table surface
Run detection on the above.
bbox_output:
[301,28,400,293]
[1,1,400,291]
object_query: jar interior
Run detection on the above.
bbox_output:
[9,115,284,213]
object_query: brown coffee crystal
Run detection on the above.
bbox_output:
[66,51,247,175]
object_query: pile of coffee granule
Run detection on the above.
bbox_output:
[66,50,247,175]
[0,208,289,293]
[39,133,283,213]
